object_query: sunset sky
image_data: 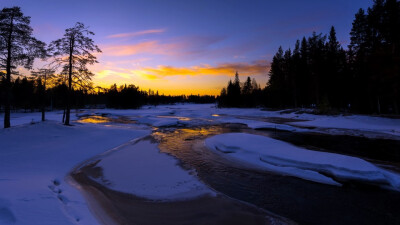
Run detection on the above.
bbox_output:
[2,0,370,95]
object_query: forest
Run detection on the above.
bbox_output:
[1,0,400,131]
[219,0,400,114]
[0,7,214,128]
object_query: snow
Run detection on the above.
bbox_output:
[93,139,215,201]
[288,114,400,138]
[2,110,70,127]
[1,104,400,224]
[5,105,400,139]
[136,116,180,127]
[0,121,149,225]
[76,104,400,139]
[205,133,400,190]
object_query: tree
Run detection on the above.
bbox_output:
[232,71,241,106]
[31,68,56,121]
[348,0,400,114]
[266,46,285,107]
[242,76,253,95]
[0,7,46,128]
[49,22,101,125]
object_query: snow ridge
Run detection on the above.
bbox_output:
[205,133,400,190]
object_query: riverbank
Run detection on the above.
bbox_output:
[1,104,400,224]
[70,153,292,225]
[0,121,149,225]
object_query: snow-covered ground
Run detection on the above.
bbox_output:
[1,104,400,224]
[4,104,400,139]
[91,139,216,201]
[205,133,400,190]
[72,104,400,139]
[0,117,150,225]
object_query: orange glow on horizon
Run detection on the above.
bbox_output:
[91,62,269,95]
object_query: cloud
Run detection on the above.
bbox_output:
[99,35,257,61]
[101,41,179,56]
[91,61,270,95]
[132,60,270,80]
[107,28,166,38]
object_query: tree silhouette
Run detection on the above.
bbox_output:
[31,68,56,121]
[0,7,46,128]
[49,22,101,125]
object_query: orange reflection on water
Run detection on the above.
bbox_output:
[78,116,112,124]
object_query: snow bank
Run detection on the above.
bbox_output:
[94,139,215,201]
[135,116,180,127]
[0,121,149,225]
[217,117,303,131]
[289,115,400,138]
[70,104,400,139]
[205,133,400,189]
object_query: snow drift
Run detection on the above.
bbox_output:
[205,133,400,190]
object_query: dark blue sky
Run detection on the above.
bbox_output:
[2,0,372,95]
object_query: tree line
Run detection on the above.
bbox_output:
[0,77,216,111]
[218,72,263,108]
[219,0,400,114]
[0,7,216,128]
[0,7,100,127]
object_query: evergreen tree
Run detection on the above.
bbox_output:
[49,22,101,125]
[266,46,285,107]
[32,68,56,121]
[242,77,253,95]
[0,7,46,128]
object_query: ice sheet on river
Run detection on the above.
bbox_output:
[205,133,400,190]
[94,139,216,201]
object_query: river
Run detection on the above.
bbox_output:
[71,115,400,225]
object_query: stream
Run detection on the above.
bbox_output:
[72,115,400,225]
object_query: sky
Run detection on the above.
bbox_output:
[2,0,371,95]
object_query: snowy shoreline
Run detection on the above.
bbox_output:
[0,121,150,225]
[3,104,400,140]
[1,104,400,224]
[205,133,400,190]
[69,139,293,225]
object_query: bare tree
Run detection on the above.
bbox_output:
[49,22,101,125]
[0,7,46,128]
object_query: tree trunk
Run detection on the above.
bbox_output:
[41,104,45,121]
[41,75,46,121]
[4,76,11,128]
[4,16,14,128]
[65,38,74,126]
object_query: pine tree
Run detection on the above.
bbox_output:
[0,7,46,128]
[266,46,284,107]
[32,68,56,121]
[49,22,101,125]
[242,77,252,95]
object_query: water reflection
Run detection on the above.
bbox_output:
[73,117,400,225]
[72,135,292,225]
[77,115,112,123]
[77,115,136,124]
[155,124,400,225]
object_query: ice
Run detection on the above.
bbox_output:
[1,103,400,224]
[95,139,215,201]
[205,133,400,190]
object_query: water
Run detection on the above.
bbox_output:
[154,125,400,225]
[74,116,400,225]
